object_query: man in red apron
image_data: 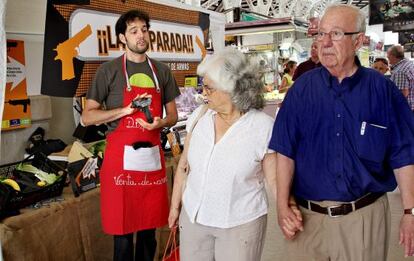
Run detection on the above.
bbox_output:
[82,10,180,261]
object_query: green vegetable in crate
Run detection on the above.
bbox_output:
[88,141,106,158]
[16,163,60,185]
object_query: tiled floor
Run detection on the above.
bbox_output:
[261,191,414,261]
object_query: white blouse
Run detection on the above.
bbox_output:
[182,106,275,228]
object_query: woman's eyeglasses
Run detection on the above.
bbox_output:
[202,84,216,95]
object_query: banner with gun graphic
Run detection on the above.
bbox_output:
[41,0,211,98]
[3,40,31,131]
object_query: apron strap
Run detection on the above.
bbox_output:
[146,57,161,94]
[122,54,161,94]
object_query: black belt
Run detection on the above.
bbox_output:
[296,192,384,217]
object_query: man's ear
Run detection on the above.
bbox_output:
[354,33,364,51]
[119,34,126,44]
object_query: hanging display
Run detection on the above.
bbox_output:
[3,40,31,131]
[369,0,414,31]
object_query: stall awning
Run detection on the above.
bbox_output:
[225,17,307,36]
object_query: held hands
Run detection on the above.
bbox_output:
[399,214,414,257]
[277,196,304,240]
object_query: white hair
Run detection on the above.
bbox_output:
[197,47,264,112]
[323,4,366,33]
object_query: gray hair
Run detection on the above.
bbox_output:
[197,47,264,113]
[388,45,405,59]
[323,4,366,33]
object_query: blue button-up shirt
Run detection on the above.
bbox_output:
[269,66,414,201]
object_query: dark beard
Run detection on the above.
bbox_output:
[127,41,149,55]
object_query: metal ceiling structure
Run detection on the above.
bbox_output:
[197,0,369,21]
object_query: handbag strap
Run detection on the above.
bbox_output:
[162,226,178,260]
[183,105,208,161]
[188,105,208,135]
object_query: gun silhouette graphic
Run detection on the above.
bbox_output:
[54,24,92,80]
[6,99,30,113]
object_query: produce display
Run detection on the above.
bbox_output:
[0,153,67,216]
[87,140,106,158]
[0,163,63,194]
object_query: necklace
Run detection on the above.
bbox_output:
[217,112,242,126]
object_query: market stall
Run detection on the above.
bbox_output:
[1,0,225,260]
[225,16,309,117]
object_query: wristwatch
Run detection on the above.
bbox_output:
[404,208,414,215]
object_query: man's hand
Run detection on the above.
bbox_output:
[122,103,137,116]
[399,214,414,257]
[137,117,164,130]
[277,202,303,240]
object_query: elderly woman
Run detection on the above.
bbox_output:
[168,47,277,261]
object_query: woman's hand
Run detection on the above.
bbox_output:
[168,207,180,228]
[277,204,303,240]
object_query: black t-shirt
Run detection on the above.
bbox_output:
[86,55,180,131]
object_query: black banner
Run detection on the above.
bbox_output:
[41,2,85,97]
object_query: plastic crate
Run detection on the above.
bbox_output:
[0,153,67,216]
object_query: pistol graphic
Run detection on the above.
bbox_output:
[6,99,30,113]
[54,24,92,80]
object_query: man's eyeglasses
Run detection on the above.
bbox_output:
[316,30,360,41]
[202,84,216,95]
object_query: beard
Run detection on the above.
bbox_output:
[126,40,149,55]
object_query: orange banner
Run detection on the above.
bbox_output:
[3,40,31,131]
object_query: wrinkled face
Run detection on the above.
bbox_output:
[386,50,398,66]
[202,76,231,111]
[317,8,363,71]
[372,61,388,74]
[119,18,150,55]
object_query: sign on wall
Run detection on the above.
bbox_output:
[41,0,210,97]
[3,40,31,131]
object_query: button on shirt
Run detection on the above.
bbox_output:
[183,107,274,228]
[269,66,414,202]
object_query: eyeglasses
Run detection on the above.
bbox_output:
[316,30,360,41]
[202,84,216,95]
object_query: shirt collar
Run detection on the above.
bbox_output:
[391,58,407,71]
[320,63,363,91]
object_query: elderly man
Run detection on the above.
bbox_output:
[292,41,320,81]
[270,4,414,261]
[387,45,414,111]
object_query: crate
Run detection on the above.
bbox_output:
[0,153,67,216]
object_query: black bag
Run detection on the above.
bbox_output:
[26,127,67,155]
[72,123,107,143]
[0,153,67,219]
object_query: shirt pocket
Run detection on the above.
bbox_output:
[123,145,162,172]
[356,121,388,163]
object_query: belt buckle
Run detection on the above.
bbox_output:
[327,205,343,217]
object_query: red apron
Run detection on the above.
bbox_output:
[100,54,168,235]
